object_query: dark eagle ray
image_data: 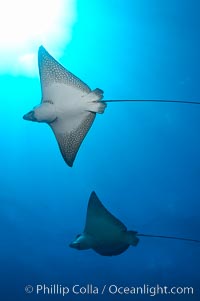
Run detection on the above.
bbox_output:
[69,192,200,256]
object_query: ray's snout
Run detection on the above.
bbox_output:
[23,110,36,121]
[69,241,81,250]
[69,242,76,248]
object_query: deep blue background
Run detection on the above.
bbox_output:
[1,0,200,300]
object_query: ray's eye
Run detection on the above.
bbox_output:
[76,234,81,238]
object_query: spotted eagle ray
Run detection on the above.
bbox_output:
[69,191,200,256]
[23,46,200,167]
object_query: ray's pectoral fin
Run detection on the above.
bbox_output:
[84,88,107,114]
[50,112,96,167]
[49,88,106,167]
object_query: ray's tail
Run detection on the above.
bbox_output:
[104,99,200,105]
[137,233,200,243]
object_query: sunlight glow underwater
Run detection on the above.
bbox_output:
[0,0,76,75]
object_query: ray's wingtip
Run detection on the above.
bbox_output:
[38,45,46,54]
[90,191,97,197]
[65,159,73,168]
[62,156,74,167]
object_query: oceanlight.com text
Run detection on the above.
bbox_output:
[25,283,194,297]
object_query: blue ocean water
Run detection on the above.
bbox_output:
[1,0,200,300]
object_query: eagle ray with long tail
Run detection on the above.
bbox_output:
[23,46,200,167]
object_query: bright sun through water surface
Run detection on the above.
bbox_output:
[0,0,76,75]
